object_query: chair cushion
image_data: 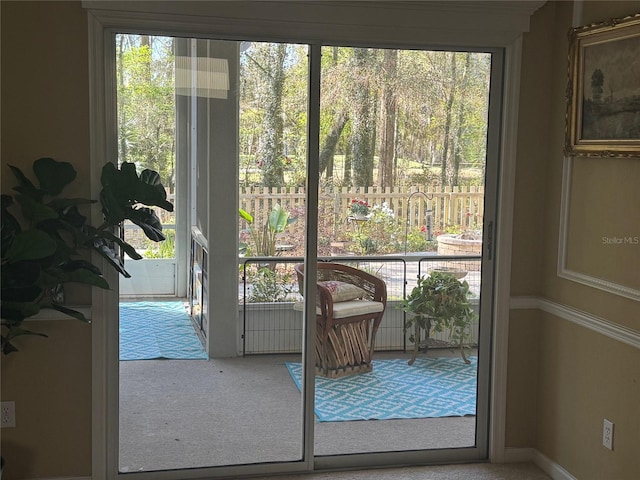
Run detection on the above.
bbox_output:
[293,300,384,318]
[318,280,366,302]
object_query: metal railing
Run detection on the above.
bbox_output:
[239,254,482,355]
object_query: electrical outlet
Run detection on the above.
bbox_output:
[1,401,16,428]
[603,418,614,450]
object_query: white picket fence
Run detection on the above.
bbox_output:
[239,185,484,238]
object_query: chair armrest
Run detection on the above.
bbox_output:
[316,282,334,319]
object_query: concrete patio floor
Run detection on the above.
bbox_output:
[119,351,479,473]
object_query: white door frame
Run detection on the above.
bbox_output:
[86,3,534,478]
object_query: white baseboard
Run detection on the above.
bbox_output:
[504,448,577,480]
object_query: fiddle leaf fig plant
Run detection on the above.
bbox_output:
[0,157,174,354]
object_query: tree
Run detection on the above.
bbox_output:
[116,35,176,191]
[441,52,458,187]
[243,43,288,187]
[452,52,472,186]
[238,43,491,189]
[377,49,398,188]
[240,43,308,187]
[319,112,349,177]
[350,48,376,188]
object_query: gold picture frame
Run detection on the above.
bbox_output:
[565,13,640,157]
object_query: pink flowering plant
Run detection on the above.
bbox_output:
[348,198,370,216]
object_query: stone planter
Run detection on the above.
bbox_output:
[436,233,482,270]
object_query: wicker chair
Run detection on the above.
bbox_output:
[294,262,387,378]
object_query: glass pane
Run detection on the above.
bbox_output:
[116,34,177,297]
[312,46,491,456]
[117,34,306,472]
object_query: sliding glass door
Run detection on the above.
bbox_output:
[313,45,496,460]
[109,28,501,477]
[116,36,308,472]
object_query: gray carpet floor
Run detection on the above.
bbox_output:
[119,351,548,479]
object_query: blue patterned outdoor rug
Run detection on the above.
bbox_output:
[120,301,208,361]
[285,356,477,422]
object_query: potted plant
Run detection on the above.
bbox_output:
[348,198,370,219]
[1,157,174,354]
[401,270,476,364]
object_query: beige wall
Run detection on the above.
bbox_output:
[508,1,640,479]
[1,2,92,478]
[1,1,639,479]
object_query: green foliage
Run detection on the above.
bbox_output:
[401,271,476,363]
[143,229,175,259]
[117,35,175,189]
[405,227,437,252]
[347,202,403,254]
[100,162,173,242]
[246,267,295,303]
[238,43,490,189]
[239,203,296,257]
[1,158,173,354]
[240,43,309,187]
[444,224,463,235]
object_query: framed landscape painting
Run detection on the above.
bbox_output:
[565,13,640,157]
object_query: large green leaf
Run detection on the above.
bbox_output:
[37,267,66,288]
[99,162,119,191]
[93,230,142,260]
[38,217,92,249]
[2,328,47,355]
[46,304,90,323]
[57,204,89,229]
[1,193,15,210]
[62,259,103,276]
[116,162,140,199]
[91,238,131,278]
[5,230,57,262]
[128,207,165,242]
[239,208,254,224]
[99,188,127,224]
[1,337,19,355]
[100,162,137,203]
[100,162,173,232]
[268,203,296,233]
[8,165,39,199]
[135,170,173,212]
[48,199,94,229]
[33,157,77,196]
[1,194,21,257]
[139,169,166,197]
[1,326,48,355]
[15,194,58,224]
[268,204,284,233]
[59,269,110,290]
